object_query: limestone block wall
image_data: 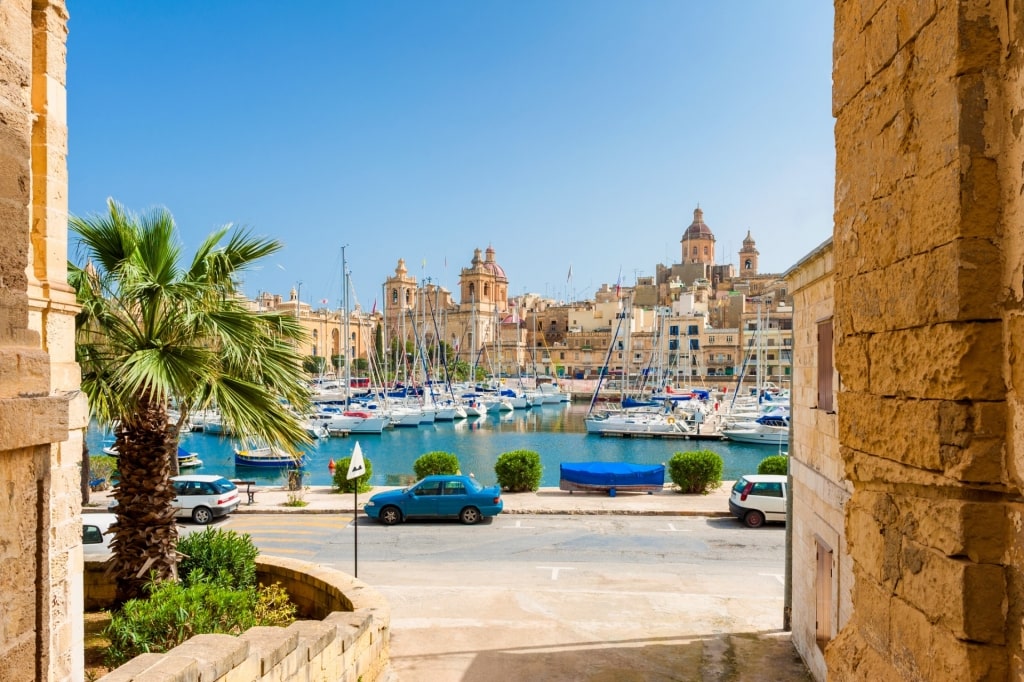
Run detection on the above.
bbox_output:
[0,1,82,681]
[786,240,852,682]
[830,1,1022,679]
[86,555,392,682]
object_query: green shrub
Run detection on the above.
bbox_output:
[668,450,724,494]
[757,455,789,476]
[177,527,258,590]
[103,579,296,668]
[332,454,374,493]
[494,449,543,492]
[413,451,460,479]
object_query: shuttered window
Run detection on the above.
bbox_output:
[817,319,834,412]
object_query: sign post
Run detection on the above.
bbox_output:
[347,441,366,577]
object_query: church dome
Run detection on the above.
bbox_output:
[483,245,508,281]
[683,207,715,240]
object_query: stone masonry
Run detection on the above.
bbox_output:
[0,1,84,681]
[829,1,1024,679]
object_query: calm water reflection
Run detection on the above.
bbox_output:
[87,403,782,488]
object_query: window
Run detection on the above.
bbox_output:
[415,482,442,496]
[744,258,753,270]
[669,325,680,336]
[751,482,784,497]
[668,340,679,350]
[687,325,699,335]
[391,289,398,304]
[689,339,700,350]
[708,336,715,343]
[704,246,709,256]
[443,481,467,495]
[817,318,835,412]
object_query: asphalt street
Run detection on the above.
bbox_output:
[219,512,810,681]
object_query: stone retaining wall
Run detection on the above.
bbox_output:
[86,555,391,682]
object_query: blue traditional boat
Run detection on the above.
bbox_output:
[234,444,307,468]
[559,462,665,496]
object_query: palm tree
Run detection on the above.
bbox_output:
[70,199,312,602]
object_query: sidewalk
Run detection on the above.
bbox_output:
[83,481,736,517]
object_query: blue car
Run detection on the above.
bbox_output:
[364,474,503,525]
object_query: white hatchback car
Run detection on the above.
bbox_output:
[728,474,788,528]
[82,513,118,555]
[107,474,240,524]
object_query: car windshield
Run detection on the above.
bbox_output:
[210,478,237,494]
[732,479,749,493]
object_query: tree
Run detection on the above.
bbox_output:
[69,199,312,602]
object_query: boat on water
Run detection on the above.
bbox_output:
[234,444,307,468]
[99,443,204,468]
[722,413,790,446]
[559,462,665,495]
[584,409,692,436]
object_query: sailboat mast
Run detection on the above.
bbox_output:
[342,245,350,408]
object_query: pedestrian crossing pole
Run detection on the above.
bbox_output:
[347,441,366,577]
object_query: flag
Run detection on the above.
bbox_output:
[371,299,377,315]
[615,268,622,299]
[321,298,329,305]
[347,442,366,480]
[567,265,572,282]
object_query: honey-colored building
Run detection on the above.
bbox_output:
[0,2,85,679]
[786,239,850,680]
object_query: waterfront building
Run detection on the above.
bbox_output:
[785,238,848,681]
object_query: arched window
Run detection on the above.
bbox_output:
[391,289,398,304]
[469,283,476,299]
[704,246,709,256]
[744,259,753,270]
[405,290,411,305]
[484,283,490,298]
[692,246,698,256]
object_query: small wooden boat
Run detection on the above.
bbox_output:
[234,444,307,468]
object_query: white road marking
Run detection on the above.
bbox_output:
[760,573,785,585]
[658,523,692,532]
[504,519,534,529]
[538,566,575,580]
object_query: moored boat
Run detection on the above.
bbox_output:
[234,443,307,468]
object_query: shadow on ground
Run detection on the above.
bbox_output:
[394,630,813,681]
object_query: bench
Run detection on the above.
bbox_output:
[231,480,258,504]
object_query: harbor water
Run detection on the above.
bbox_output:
[86,403,785,489]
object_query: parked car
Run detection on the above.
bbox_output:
[82,513,118,555]
[364,474,503,525]
[107,474,240,524]
[728,474,787,528]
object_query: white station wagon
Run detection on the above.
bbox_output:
[728,474,788,528]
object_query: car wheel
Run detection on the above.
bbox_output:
[380,506,402,525]
[192,506,214,525]
[744,510,766,528]
[460,507,481,525]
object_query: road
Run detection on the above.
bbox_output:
[217,513,810,681]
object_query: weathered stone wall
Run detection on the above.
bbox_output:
[787,240,852,682]
[88,555,392,682]
[0,1,82,680]
[829,1,1021,679]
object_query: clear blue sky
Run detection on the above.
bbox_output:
[66,1,834,308]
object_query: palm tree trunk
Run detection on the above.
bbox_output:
[109,399,179,603]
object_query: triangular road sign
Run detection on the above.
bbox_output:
[347,441,366,480]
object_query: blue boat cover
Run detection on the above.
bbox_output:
[560,462,665,487]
